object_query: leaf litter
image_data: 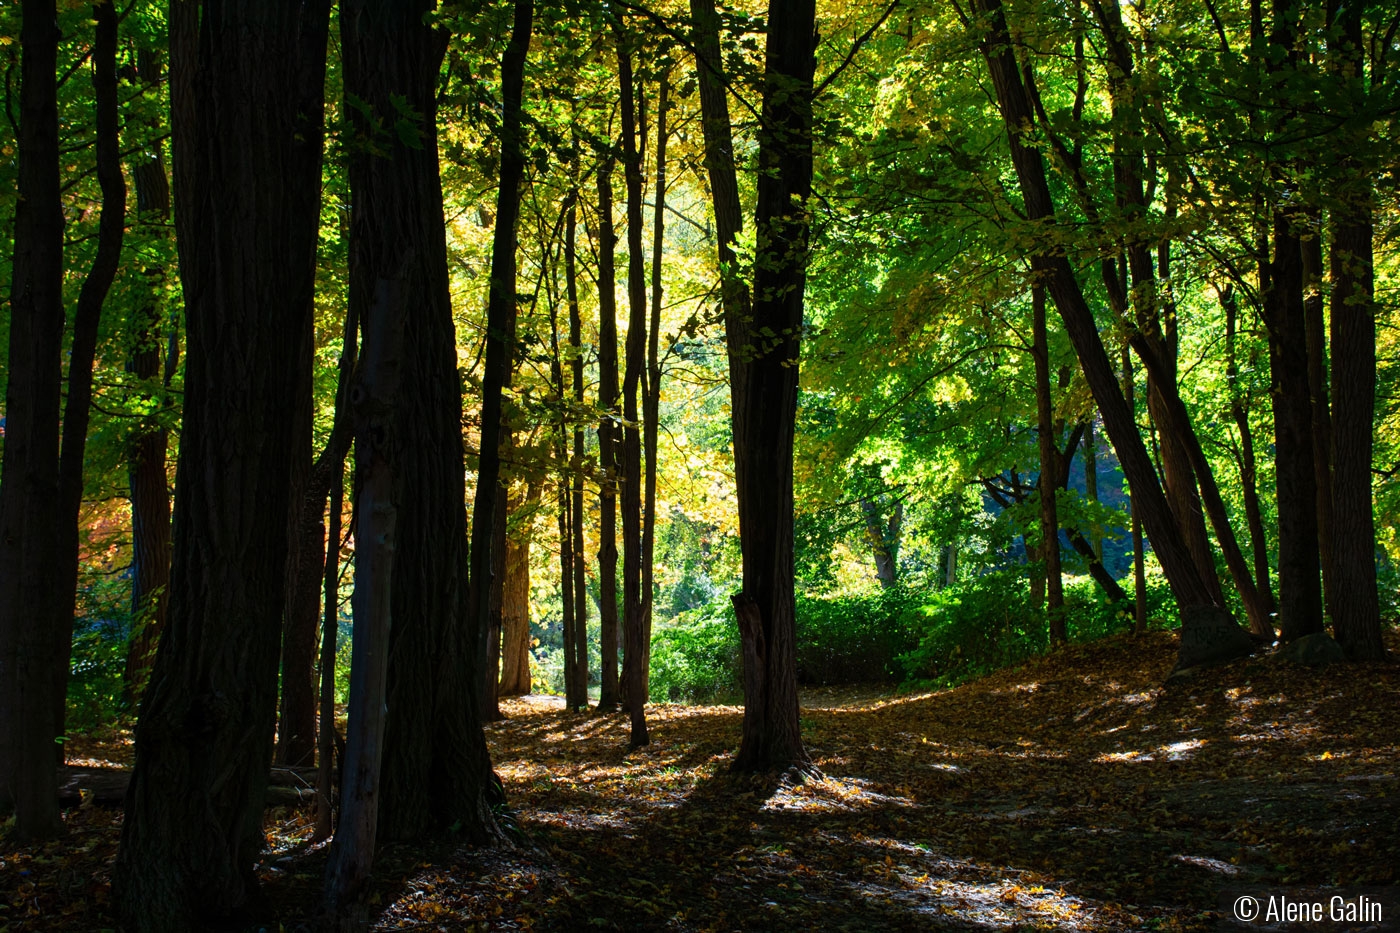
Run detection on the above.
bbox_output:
[3,629,1396,931]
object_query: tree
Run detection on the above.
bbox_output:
[1031,286,1066,643]
[593,150,623,713]
[113,0,332,924]
[0,0,66,840]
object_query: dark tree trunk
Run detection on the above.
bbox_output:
[482,481,509,723]
[594,154,622,713]
[727,0,818,773]
[616,40,649,746]
[642,70,670,695]
[468,0,532,739]
[1084,418,1101,562]
[1262,0,1323,644]
[1222,284,1277,622]
[1031,287,1066,643]
[123,61,175,707]
[323,272,404,925]
[567,199,591,710]
[0,0,65,839]
[112,0,332,926]
[552,238,585,713]
[313,419,349,845]
[1124,348,1148,634]
[1266,214,1323,642]
[972,0,1253,671]
[1301,230,1335,619]
[1327,0,1384,661]
[55,0,127,761]
[343,0,503,845]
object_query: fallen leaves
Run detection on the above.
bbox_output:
[3,629,1397,930]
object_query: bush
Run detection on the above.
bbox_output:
[794,589,920,685]
[896,568,1046,688]
[649,601,741,703]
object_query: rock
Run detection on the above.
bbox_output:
[1274,632,1346,668]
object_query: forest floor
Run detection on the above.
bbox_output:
[4,629,1398,931]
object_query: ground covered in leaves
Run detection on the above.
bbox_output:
[4,630,1398,931]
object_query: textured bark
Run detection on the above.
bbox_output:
[323,273,404,924]
[1222,284,1277,623]
[859,498,901,588]
[0,0,65,838]
[497,493,535,697]
[482,482,508,723]
[567,199,591,710]
[1032,287,1066,643]
[553,233,585,713]
[112,1,331,926]
[594,154,621,713]
[468,0,532,743]
[641,71,670,695]
[123,63,175,707]
[1326,0,1384,661]
[727,0,817,772]
[972,0,1253,670]
[616,40,650,746]
[1301,231,1335,619]
[313,442,347,845]
[343,0,503,845]
[54,0,127,761]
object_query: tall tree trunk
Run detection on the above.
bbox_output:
[594,153,622,713]
[972,0,1253,671]
[1032,287,1066,643]
[727,0,818,773]
[859,498,901,588]
[642,70,670,694]
[616,39,649,747]
[323,272,404,925]
[1125,349,1148,634]
[553,241,585,713]
[497,489,536,697]
[313,440,346,845]
[113,0,332,925]
[0,0,65,838]
[1326,0,1384,660]
[1262,0,1323,644]
[1301,229,1335,619]
[345,0,503,845]
[55,0,127,761]
[1222,284,1277,622]
[469,0,533,740]
[1084,418,1101,562]
[123,51,175,707]
[567,198,591,709]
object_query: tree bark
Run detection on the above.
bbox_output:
[113,0,332,925]
[497,490,536,697]
[971,0,1253,671]
[642,70,670,696]
[1326,0,1384,661]
[594,153,622,713]
[859,498,901,588]
[313,430,348,845]
[616,38,650,746]
[1084,418,1101,562]
[54,0,127,761]
[567,198,591,710]
[345,0,503,845]
[1032,287,1066,643]
[727,0,818,772]
[1124,347,1148,634]
[123,50,175,708]
[1301,229,1335,619]
[0,0,65,839]
[323,273,404,926]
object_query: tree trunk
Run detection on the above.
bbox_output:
[323,272,404,925]
[55,0,127,761]
[313,429,348,844]
[1084,418,1101,562]
[1222,284,1277,622]
[1032,288,1066,643]
[1326,0,1384,661]
[112,0,332,925]
[642,70,670,696]
[567,198,591,710]
[594,154,622,713]
[859,498,900,588]
[346,0,503,845]
[552,242,585,713]
[0,0,66,839]
[497,490,536,697]
[123,56,175,708]
[1124,347,1148,635]
[616,38,650,746]
[726,0,818,773]
[1301,229,1335,619]
[972,0,1253,671]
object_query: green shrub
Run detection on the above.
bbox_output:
[67,573,134,732]
[794,589,920,685]
[649,601,741,703]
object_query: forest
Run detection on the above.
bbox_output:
[0,0,1397,928]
